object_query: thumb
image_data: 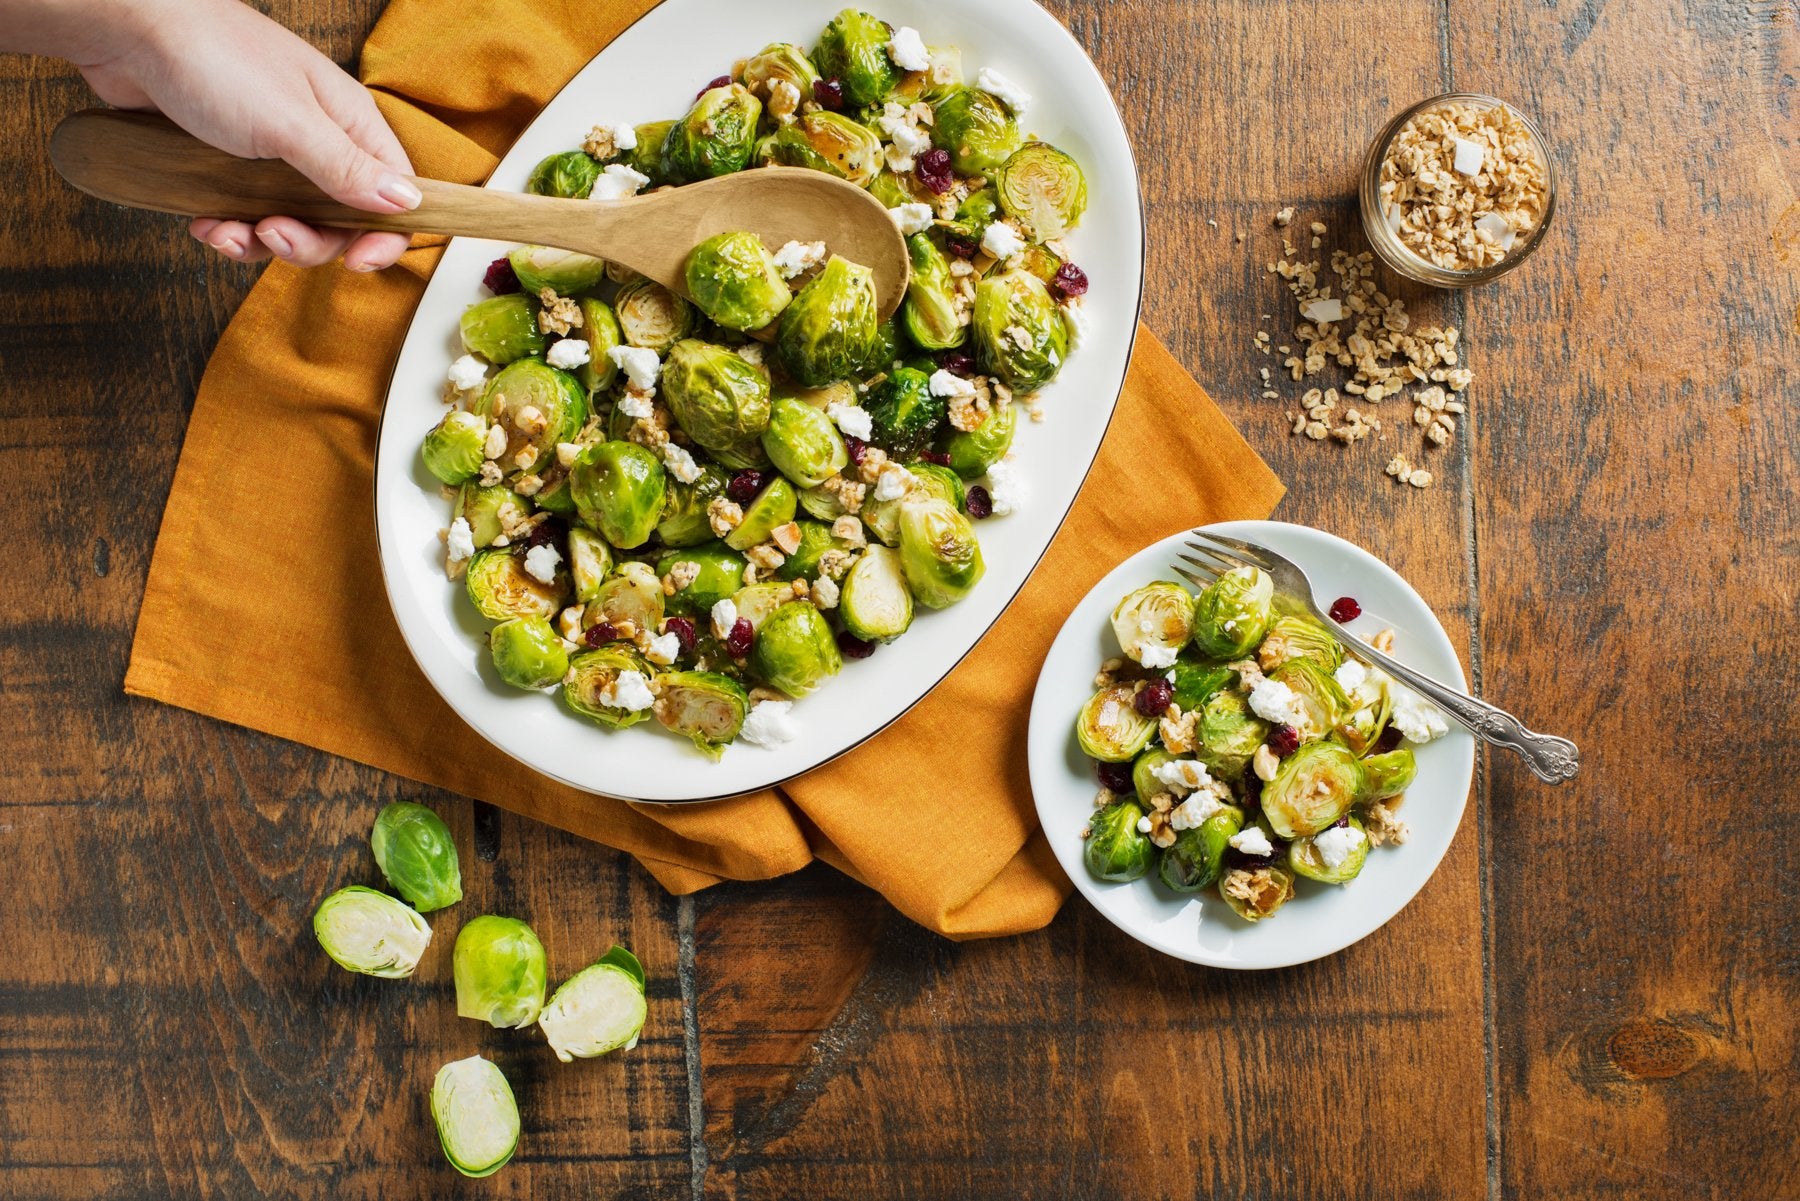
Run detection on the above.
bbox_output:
[271,110,421,213]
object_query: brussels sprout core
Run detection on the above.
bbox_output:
[312,886,431,978]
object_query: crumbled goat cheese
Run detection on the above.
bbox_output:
[601,669,655,712]
[929,368,976,398]
[545,338,591,368]
[523,543,562,584]
[661,442,702,484]
[617,390,656,420]
[890,202,934,236]
[1138,643,1178,670]
[447,354,488,391]
[710,597,738,641]
[873,463,916,502]
[1334,660,1384,708]
[984,456,1028,516]
[887,26,931,72]
[1248,677,1310,727]
[644,630,681,666]
[811,574,840,609]
[1229,826,1275,856]
[1060,300,1090,350]
[772,239,828,278]
[828,402,874,440]
[601,121,637,151]
[590,163,651,201]
[1451,135,1486,177]
[1170,792,1226,831]
[980,220,1026,262]
[1390,685,1450,743]
[445,517,475,563]
[1135,815,1154,833]
[878,105,933,172]
[736,341,765,365]
[976,67,1032,115]
[740,699,800,748]
[608,345,661,391]
[1152,757,1213,795]
[1313,824,1367,869]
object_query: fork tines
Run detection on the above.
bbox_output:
[1170,530,1266,591]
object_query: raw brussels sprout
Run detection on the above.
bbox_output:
[1270,658,1350,740]
[1159,804,1246,892]
[615,278,700,352]
[422,410,488,486]
[954,186,1001,239]
[1084,799,1153,881]
[897,494,984,608]
[861,460,959,546]
[777,519,850,580]
[1075,682,1158,762]
[761,395,849,487]
[475,359,588,478]
[730,580,793,630]
[685,231,793,333]
[932,87,1021,174]
[658,462,731,548]
[776,256,879,387]
[370,802,462,913]
[625,119,676,186]
[1261,741,1368,839]
[865,365,946,458]
[466,549,568,621]
[1191,565,1277,660]
[591,560,666,632]
[538,947,649,1062]
[456,483,531,549]
[1220,863,1296,922]
[566,527,613,603]
[1259,614,1344,672]
[901,233,968,352]
[508,244,608,296]
[1290,816,1370,884]
[431,1056,519,1178]
[662,339,773,467]
[742,42,821,107]
[527,149,600,198]
[995,141,1088,241]
[657,542,747,616]
[868,166,935,210]
[662,83,762,182]
[570,441,666,549]
[811,8,901,107]
[724,476,797,551]
[1170,659,1235,711]
[758,111,884,187]
[453,914,547,1028]
[563,646,654,728]
[576,297,624,393]
[1196,689,1269,782]
[1361,747,1418,801]
[839,544,914,642]
[749,601,842,696]
[460,293,546,364]
[654,671,749,759]
[489,616,570,690]
[942,398,1017,479]
[1110,582,1197,668]
[973,269,1068,393]
[312,885,431,978]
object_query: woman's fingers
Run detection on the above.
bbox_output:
[341,231,413,273]
[190,217,272,263]
[254,216,356,268]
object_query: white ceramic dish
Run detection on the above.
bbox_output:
[1027,522,1477,968]
[373,0,1144,802]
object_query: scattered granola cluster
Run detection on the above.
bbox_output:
[1378,101,1548,272]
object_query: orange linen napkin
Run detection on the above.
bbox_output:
[123,0,1284,939]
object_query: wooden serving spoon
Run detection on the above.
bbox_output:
[48,108,910,320]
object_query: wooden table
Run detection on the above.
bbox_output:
[3,1,1796,1197]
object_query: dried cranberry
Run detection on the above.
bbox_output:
[1096,761,1134,793]
[1225,846,1281,871]
[584,622,618,648]
[696,74,731,99]
[917,449,952,467]
[522,517,565,549]
[843,434,868,464]
[727,470,765,504]
[915,148,955,194]
[724,618,755,658]
[1240,772,1265,809]
[945,233,979,259]
[938,350,976,377]
[813,78,845,110]
[964,485,993,519]
[1049,261,1089,300]
[663,616,697,655]
[1374,724,1405,754]
[837,630,876,659]
[1134,680,1174,717]
[1328,595,1362,622]
[482,257,520,295]
[1268,724,1302,757]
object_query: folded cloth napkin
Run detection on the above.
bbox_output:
[123,0,1284,939]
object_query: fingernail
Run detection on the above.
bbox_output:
[259,229,293,258]
[348,260,380,273]
[378,175,423,210]
[214,236,245,257]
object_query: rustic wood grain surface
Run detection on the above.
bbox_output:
[2,0,1795,1197]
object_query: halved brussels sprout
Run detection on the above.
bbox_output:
[839,544,914,642]
[780,379,858,411]
[777,519,852,581]
[1191,565,1277,660]
[942,399,1017,479]
[897,494,984,608]
[658,462,731,548]
[489,616,570,690]
[1270,658,1350,741]
[460,293,546,364]
[422,410,488,486]
[1013,241,1065,286]
[475,359,588,478]
[1261,740,1368,839]
[538,947,649,1062]
[856,315,910,376]
[749,601,842,696]
[973,269,1068,393]
[1361,748,1417,801]
[1290,816,1370,884]
[1111,582,1197,668]
[466,549,568,621]
[591,560,665,632]
[567,527,613,603]
[570,441,666,549]
[757,111,884,187]
[742,42,821,108]
[891,42,962,103]
[527,149,599,198]
[797,480,853,521]
[658,542,747,616]
[932,87,1021,174]
[1170,659,1235,712]
[1159,803,1245,892]
[724,476,797,551]
[508,244,607,296]
[615,279,700,352]
[431,1056,519,1178]
[730,580,793,630]
[1259,614,1344,673]
[563,646,654,728]
[576,297,623,393]
[1130,747,1172,801]
[1220,863,1296,922]
[1076,682,1158,762]
[1196,689,1269,782]
[1335,668,1393,756]
[370,802,462,913]
[776,256,879,388]
[654,671,749,759]
[662,339,773,467]
[761,395,849,488]
[1084,799,1152,881]
[861,460,960,546]
[812,8,901,106]
[685,231,793,333]
[453,914,547,1028]
[954,186,1001,239]
[313,885,430,978]
[456,484,531,550]
[662,83,762,182]
[901,233,968,352]
[995,141,1088,241]
[532,471,577,516]
[865,365,947,459]
[626,119,676,186]
[868,167,936,210]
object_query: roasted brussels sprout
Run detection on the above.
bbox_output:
[1196,689,1270,782]
[1191,565,1277,660]
[1076,682,1158,762]
[538,947,649,1062]
[1220,863,1296,922]
[508,244,608,296]
[1259,614,1344,672]
[662,339,773,467]
[1270,658,1350,740]
[932,86,1021,174]
[761,395,850,487]
[865,365,946,458]
[370,802,462,913]
[777,519,852,580]
[839,544,914,642]
[891,42,962,102]
[776,256,879,387]
[460,293,546,364]
[431,1056,519,1178]
[812,8,901,107]
[527,149,599,198]
[749,601,842,696]
[563,646,655,728]
[625,119,676,186]
[615,278,700,352]
[657,542,747,616]
[685,231,793,332]
[860,460,959,546]
[475,359,588,478]
[453,914,547,1029]
[570,441,666,549]
[942,398,1016,478]
[1262,741,1368,839]
[1159,803,1245,892]
[1084,799,1153,881]
[1170,659,1235,711]
[566,527,613,603]
[1013,240,1065,286]
[456,483,531,550]
[995,141,1088,241]
[724,476,797,551]
[953,186,1001,239]
[973,269,1068,392]
[657,461,729,548]
[574,297,624,393]
[742,42,821,108]
[1111,582,1197,669]
[897,494,984,608]
[900,233,968,351]
[1334,664,1393,755]
[868,166,936,210]
[857,315,910,376]
[1129,747,1173,801]
[466,549,568,621]
[757,111,884,187]
[797,479,854,522]
[422,410,488,486]
[313,885,431,978]
[662,83,762,182]
[654,671,749,759]
[1361,748,1418,801]
[591,560,666,632]
[489,616,570,690]
[1290,816,1370,884]
[729,580,793,630]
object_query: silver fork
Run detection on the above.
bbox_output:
[1173,529,1580,783]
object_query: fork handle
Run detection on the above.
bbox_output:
[1328,622,1581,783]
